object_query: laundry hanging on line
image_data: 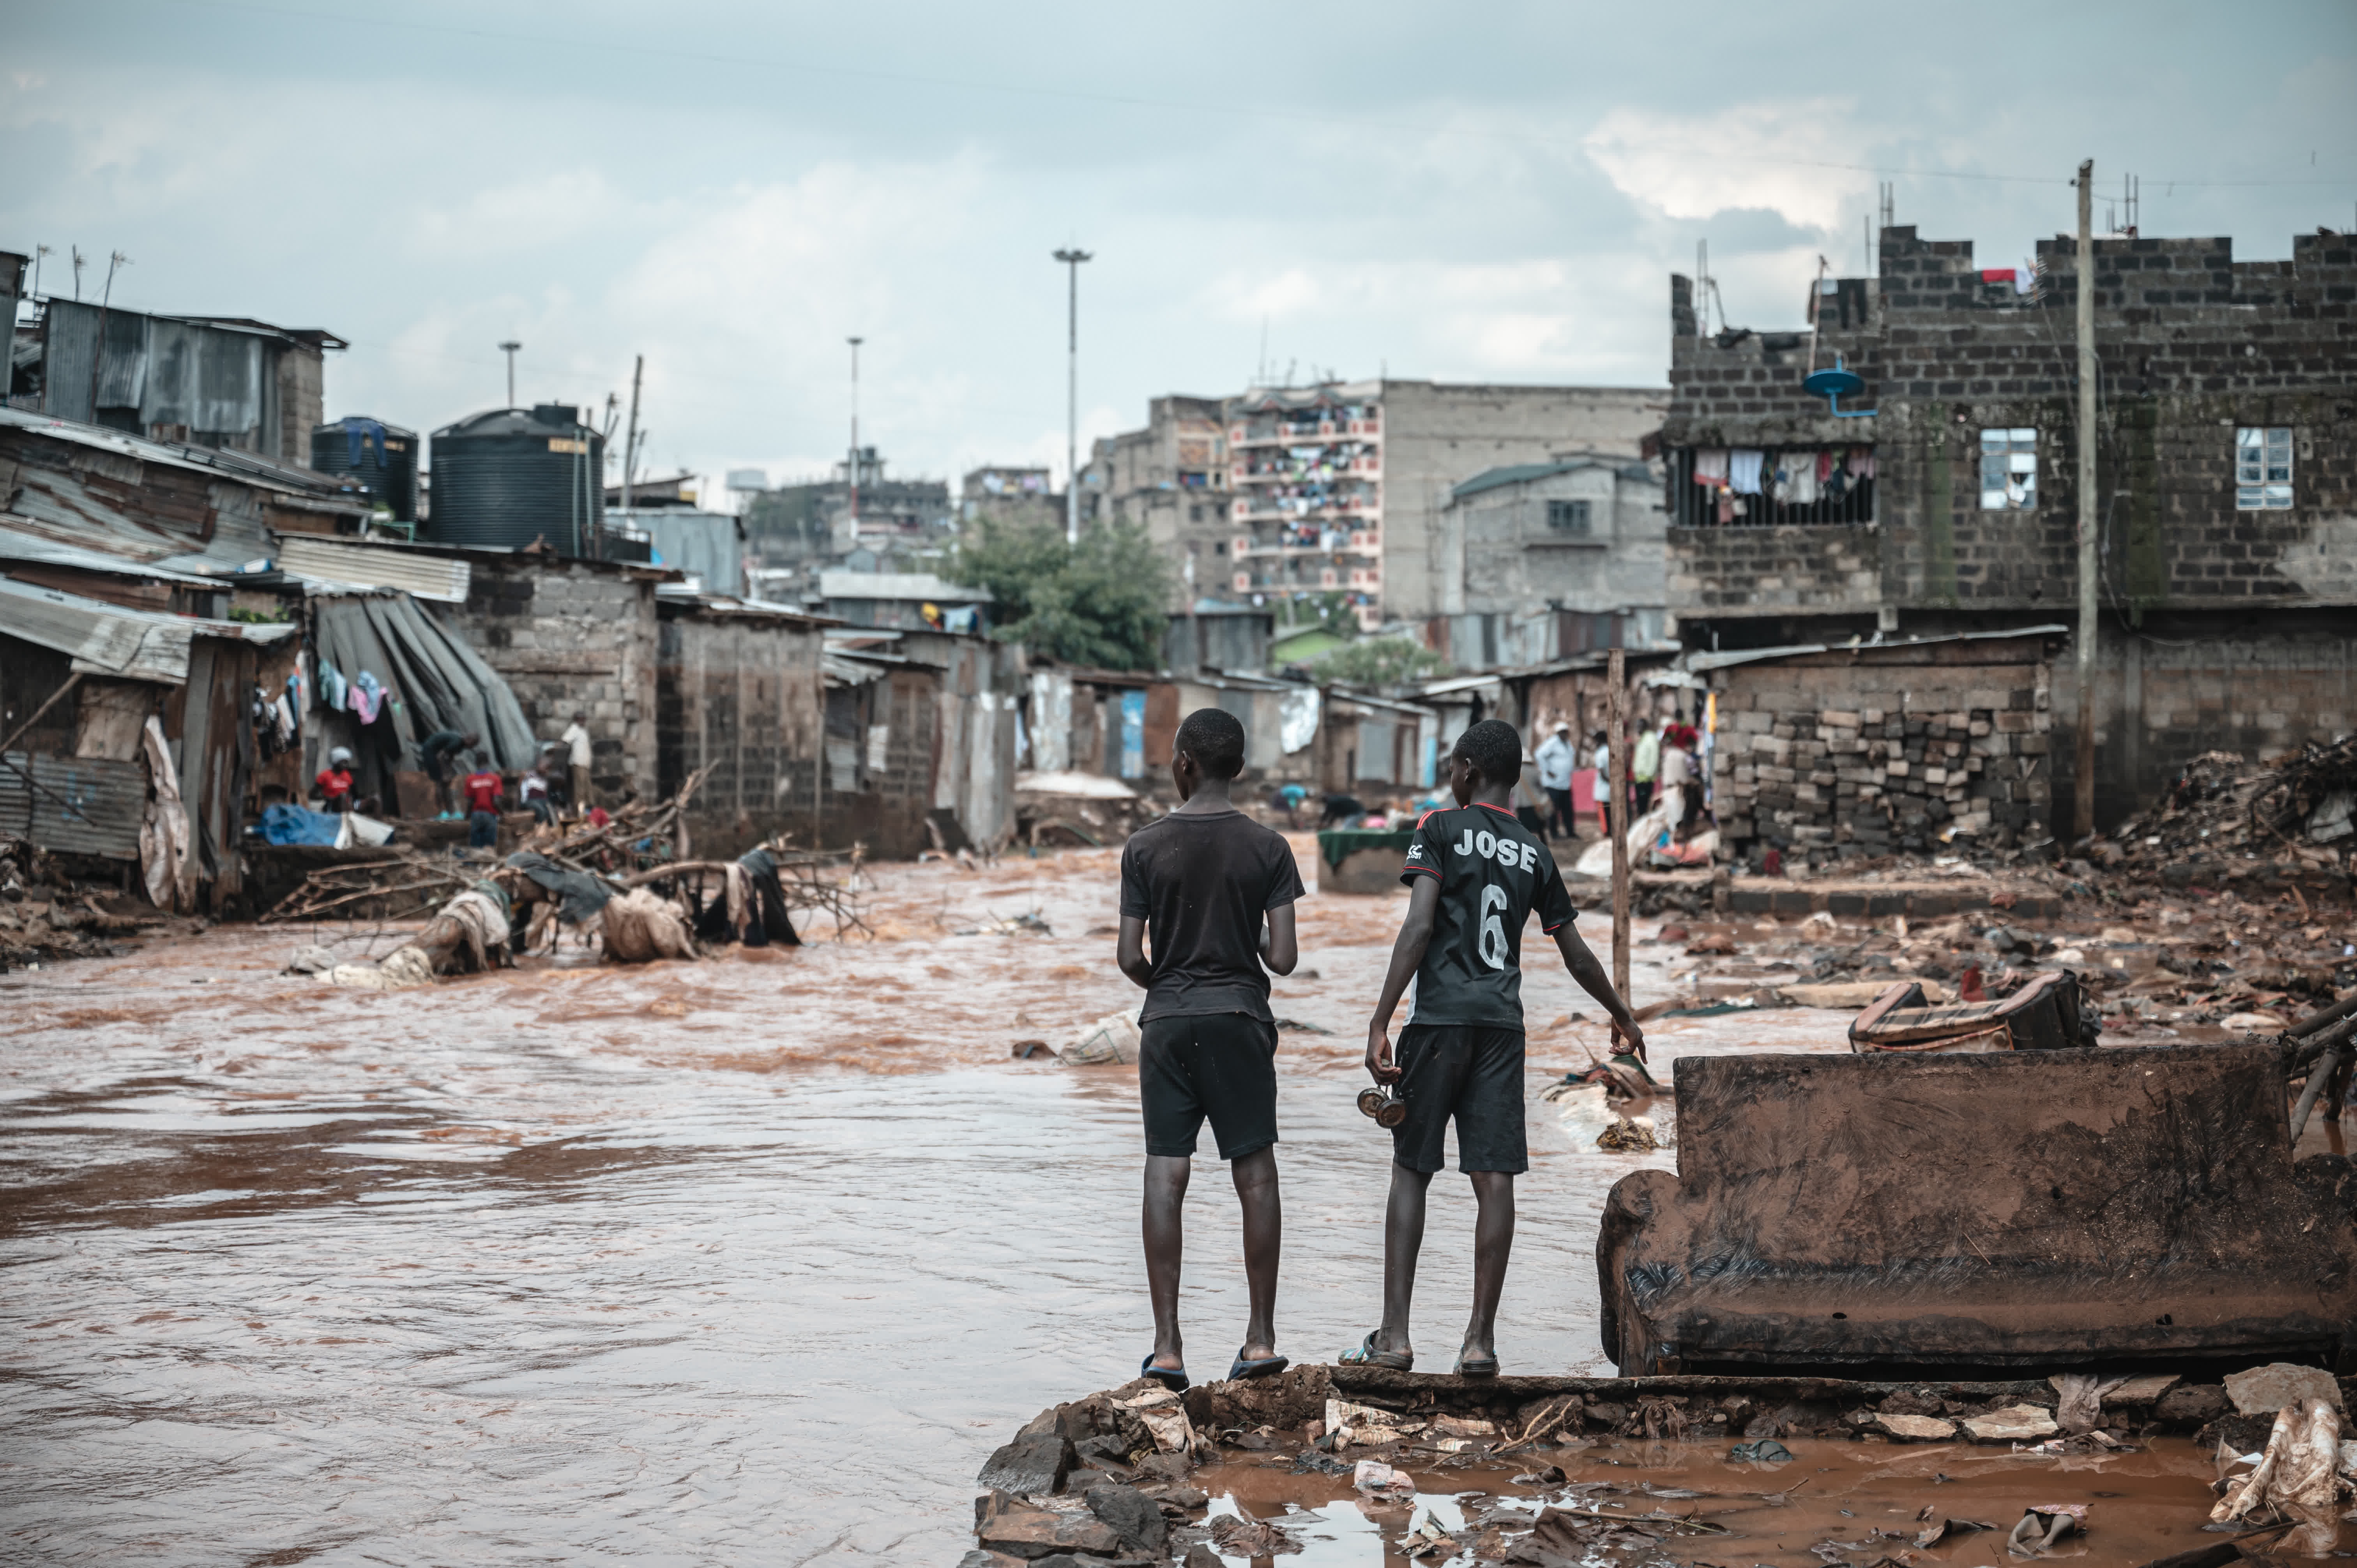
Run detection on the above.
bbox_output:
[1728,449,1765,495]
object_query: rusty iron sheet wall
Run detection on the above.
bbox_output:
[0,750,145,859]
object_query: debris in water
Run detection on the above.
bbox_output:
[1352,1458,1414,1496]
[1207,1511,1301,1555]
[1728,1439,1792,1464]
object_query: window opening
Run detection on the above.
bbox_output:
[1670,447,1876,526]
[2236,427,2293,510]
[1546,499,1592,534]
[1979,428,2037,511]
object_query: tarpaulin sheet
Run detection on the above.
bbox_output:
[309,595,537,770]
[1316,826,1412,871]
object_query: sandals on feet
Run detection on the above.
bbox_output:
[1454,1350,1500,1379]
[1339,1330,1413,1372]
[1140,1353,1189,1393]
[1227,1350,1289,1382]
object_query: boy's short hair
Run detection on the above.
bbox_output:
[1454,719,1522,786]
[1174,707,1247,780]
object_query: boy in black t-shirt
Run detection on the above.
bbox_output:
[1346,719,1643,1377]
[1117,708,1305,1391]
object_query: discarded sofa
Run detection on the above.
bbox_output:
[1848,970,2097,1053]
[1596,1041,2357,1376]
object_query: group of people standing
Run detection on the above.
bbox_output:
[309,712,602,850]
[1530,715,1701,842]
[1114,708,1641,1388]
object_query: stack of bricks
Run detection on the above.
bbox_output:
[1712,662,2054,856]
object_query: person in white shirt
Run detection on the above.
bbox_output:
[560,713,594,810]
[1532,722,1578,841]
[1590,731,1612,835]
[1657,727,1694,830]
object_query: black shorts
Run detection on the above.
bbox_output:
[1139,1012,1279,1161]
[1390,1023,1528,1174]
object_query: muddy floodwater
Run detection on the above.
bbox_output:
[0,839,2283,1563]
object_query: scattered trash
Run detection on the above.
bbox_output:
[1009,1039,1052,1059]
[1595,1115,1663,1152]
[2007,1501,2085,1557]
[1403,1510,1458,1559]
[1351,1459,1415,1497]
[2213,1394,2344,1555]
[1727,1439,1791,1464]
[1058,1007,1143,1066]
[1914,1512,1997,1548]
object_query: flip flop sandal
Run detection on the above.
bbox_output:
[1140,1354,1189,1393]
[1339,1330,1413,1372]
[1454,1351,1501,1379]
[1228,1350,1290,1382]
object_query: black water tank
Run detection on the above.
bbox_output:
[426,404,606,552]
[310,417,421,521]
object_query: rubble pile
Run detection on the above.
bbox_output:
[0,833,172,970]
[2105,737,2357,892]
[964,1363,2353,1567]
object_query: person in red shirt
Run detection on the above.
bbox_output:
[316,746,356,813]
[462,756,506,849]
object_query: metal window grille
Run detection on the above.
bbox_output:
[1670,448,1876,527]
[2235,427,2293,510]
[1546,498,1592,533]
[1979,428,2037,511]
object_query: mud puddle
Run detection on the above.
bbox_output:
[1198,1433,2242,1564]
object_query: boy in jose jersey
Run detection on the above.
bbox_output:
[1117,708,1304,1391]
[1347,718,1643,1377]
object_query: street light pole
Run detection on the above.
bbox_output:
[846,336,864,535]
[499,340,521,408]
[1053,247,1092,544]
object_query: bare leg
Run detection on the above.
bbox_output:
[1463,1171,1516,1361]
[1374,1162,1432,1360]
[1231,1146,1281,1361]
[1143,1153,1191,1370]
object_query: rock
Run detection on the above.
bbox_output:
[954,1552,1028,1568]
[1872,1413,1958,1442]
[1083,1483,1166,1556]
[977,1431,1074,1496]
[2102,1373,2181,1409]
[972,1489,1124,1560]
[1181,1546,1223,1568]
[1960,1404,2058,1443]
[2154,1384,2230,1424]
[2225,1363,2345,1417]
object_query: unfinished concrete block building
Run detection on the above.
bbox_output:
[1661,223,2356,848]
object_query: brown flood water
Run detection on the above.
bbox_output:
[0,837,2317,1563]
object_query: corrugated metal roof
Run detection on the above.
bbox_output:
[612,508,745,596]
[817,570,992,604]
[1683,624,2071,674]
[0,575,293,683]
[0,751,145,859]
[0,404,339,495]
[274,536,471,603]
[0,521,228,587]
[822,653,893,687]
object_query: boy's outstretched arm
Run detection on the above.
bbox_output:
[1552,922,1647,1060]
[1262,904,1298,976]
[1364,876,1442,1083]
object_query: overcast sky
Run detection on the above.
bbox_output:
[7,1,2352,498]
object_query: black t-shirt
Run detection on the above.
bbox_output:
[1399,802,1577,1028]
[1119,809,1306,1023]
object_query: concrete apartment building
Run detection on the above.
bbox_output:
[1217,379,1666,629]
[1082,395,1230,606]
[1426,452,1671,669]
[738,446,953,592]
[1661,222,2356,836]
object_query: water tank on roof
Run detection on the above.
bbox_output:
[426,403,606,552]
[310,416,421,521]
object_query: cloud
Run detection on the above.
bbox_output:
[1582,101,1874,231]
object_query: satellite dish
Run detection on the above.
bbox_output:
[1802,353,1876,418]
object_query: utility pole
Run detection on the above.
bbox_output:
[71,246,84,301]
[1053,246,1092,544]
[2074,159,2099,842]
[622,354,643,512]
[846,336,863,536]
[1607,648,1631,1009]
[499,340,521,408]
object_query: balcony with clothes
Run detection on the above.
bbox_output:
[1231,441,1382,484]
[1226,393,1381,449]
[1671,445,1878,528]
[1230,480,1382,524]
[1233,523,1381,558]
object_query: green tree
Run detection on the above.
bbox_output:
[1313,636,1453,689]
[948,517,1172,671]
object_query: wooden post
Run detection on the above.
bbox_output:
[2074,159,2099,842]
[1608,648,1631,1006]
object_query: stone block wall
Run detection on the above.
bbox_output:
[437,557,661,802]
[1666,522,1881,616]
[1709,637,2058,857]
